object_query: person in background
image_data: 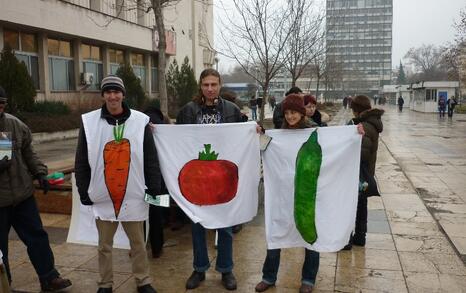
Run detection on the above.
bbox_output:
[344,95,384,249]
[303,95,328,127]
[75,76,160,293]
[447,96,458,118]
[268,96,276,111]
[0,86,72,292]
[221,88,249,122]
[438,95,447,118]
[249,95,258,121]
[397,96,404,112]
[255,94,319,293]
[272,87,304,129]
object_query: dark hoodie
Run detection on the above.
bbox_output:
[351,108,384,176]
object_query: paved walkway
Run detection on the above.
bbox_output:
[7,105,466,292]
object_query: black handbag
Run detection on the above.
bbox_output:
[360,163,380,197]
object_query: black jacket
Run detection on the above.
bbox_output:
[176,98,242,124]
[75,103,161,205]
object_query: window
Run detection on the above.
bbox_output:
[426,89,437,101]
[131,53,145,89]
[109,48,125,74]
[48,38,74,91]
[82,44,103,90]
[3,30,39,89]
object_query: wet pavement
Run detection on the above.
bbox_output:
[7,104,466,292]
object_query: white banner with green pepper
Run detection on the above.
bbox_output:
[153,122,261,229]
[263,126,361,252]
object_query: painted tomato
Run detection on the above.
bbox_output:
[178,144,238,205]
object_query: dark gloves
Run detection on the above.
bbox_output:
[0,156,11,173]
[37,175,50,195]
[80,194,94,206]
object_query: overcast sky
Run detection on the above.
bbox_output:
[214,0,465,73]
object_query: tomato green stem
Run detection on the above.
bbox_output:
[198,144,218,161]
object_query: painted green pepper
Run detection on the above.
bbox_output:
[294,130,322,244]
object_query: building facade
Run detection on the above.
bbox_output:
[326,0,393,96]
[0,0,215,110]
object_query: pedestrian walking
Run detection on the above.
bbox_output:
[249,95,258,121]
[447,96,458,118]
[0,86,72,292]
[176,68,243,291]
[255,94,319,293]
[269,96,276,111]
[397,96,404,112]
[438,95,447,118]
[344,95,384,249]
[74,75,160,293]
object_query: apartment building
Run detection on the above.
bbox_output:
[0,0,215,109]
[326,0,393,95]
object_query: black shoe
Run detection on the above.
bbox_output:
[353,233,366,246]
[96,288,112,293]
[137,284,157,293]
[40,276,72,292]
[232,224,243,234]
[186,271,205,289]
[221,272,237,291]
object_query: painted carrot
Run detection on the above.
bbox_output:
[104,122,131,218]
[294,130,322,244]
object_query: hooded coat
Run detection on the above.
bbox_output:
[351,108,384,177]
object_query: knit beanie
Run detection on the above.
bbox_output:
[351,95,371,113]
[285,86,303,96]
[282,94,306,116]
[0,86,6,102]
[303,95,317,106]
[101,75,126,96]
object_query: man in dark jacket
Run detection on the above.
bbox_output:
[176,69,241,291]
[397,96,404,112]
[347,95,384,248]
[74,76,160,293]
[0,86,72,292]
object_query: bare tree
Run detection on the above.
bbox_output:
[283,0,326,87]
[404,44,447,81]
[217,0,299,124]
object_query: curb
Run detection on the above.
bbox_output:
[32,129,79,144]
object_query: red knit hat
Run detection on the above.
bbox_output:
[282,94,305,116]
[303,95,317,105]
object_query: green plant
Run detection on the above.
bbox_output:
[166,57,198,116]
[116,63,148,110]
[31,101,70,116]
[456,103,466,113]
[0,45,36,113]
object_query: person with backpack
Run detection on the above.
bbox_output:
[438,95,447,118]
[447,96,458,118]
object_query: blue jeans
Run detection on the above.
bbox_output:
[0,196,59,284]
[191,222,233,273]
[261,248,319,286]
[251,107,257,120]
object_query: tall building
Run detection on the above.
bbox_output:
[326,0,393,95]
[0,0,215,110]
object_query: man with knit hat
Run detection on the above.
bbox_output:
[0,86,72,292]
[75,75,161,293]
[344,94,384,249]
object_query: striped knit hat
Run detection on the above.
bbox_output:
[101,75,125,96]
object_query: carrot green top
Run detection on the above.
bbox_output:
[113,122,125,143]
[198,144,218,161]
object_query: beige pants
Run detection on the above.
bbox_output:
[95,219,151,288]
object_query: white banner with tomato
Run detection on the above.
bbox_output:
[153,122,261,229]
[262,126,361,252]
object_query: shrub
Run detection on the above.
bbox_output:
[30,101,71,116]
[0,45,36,113]
[166,57,198,117]
[116,63,148,110]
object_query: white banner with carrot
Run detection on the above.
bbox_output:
[262,126,361,252]
[153,122,261,229]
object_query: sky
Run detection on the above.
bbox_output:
[214,0,465,73]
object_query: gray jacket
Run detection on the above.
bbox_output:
[0,112,47,207]
[176,98,243,124]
